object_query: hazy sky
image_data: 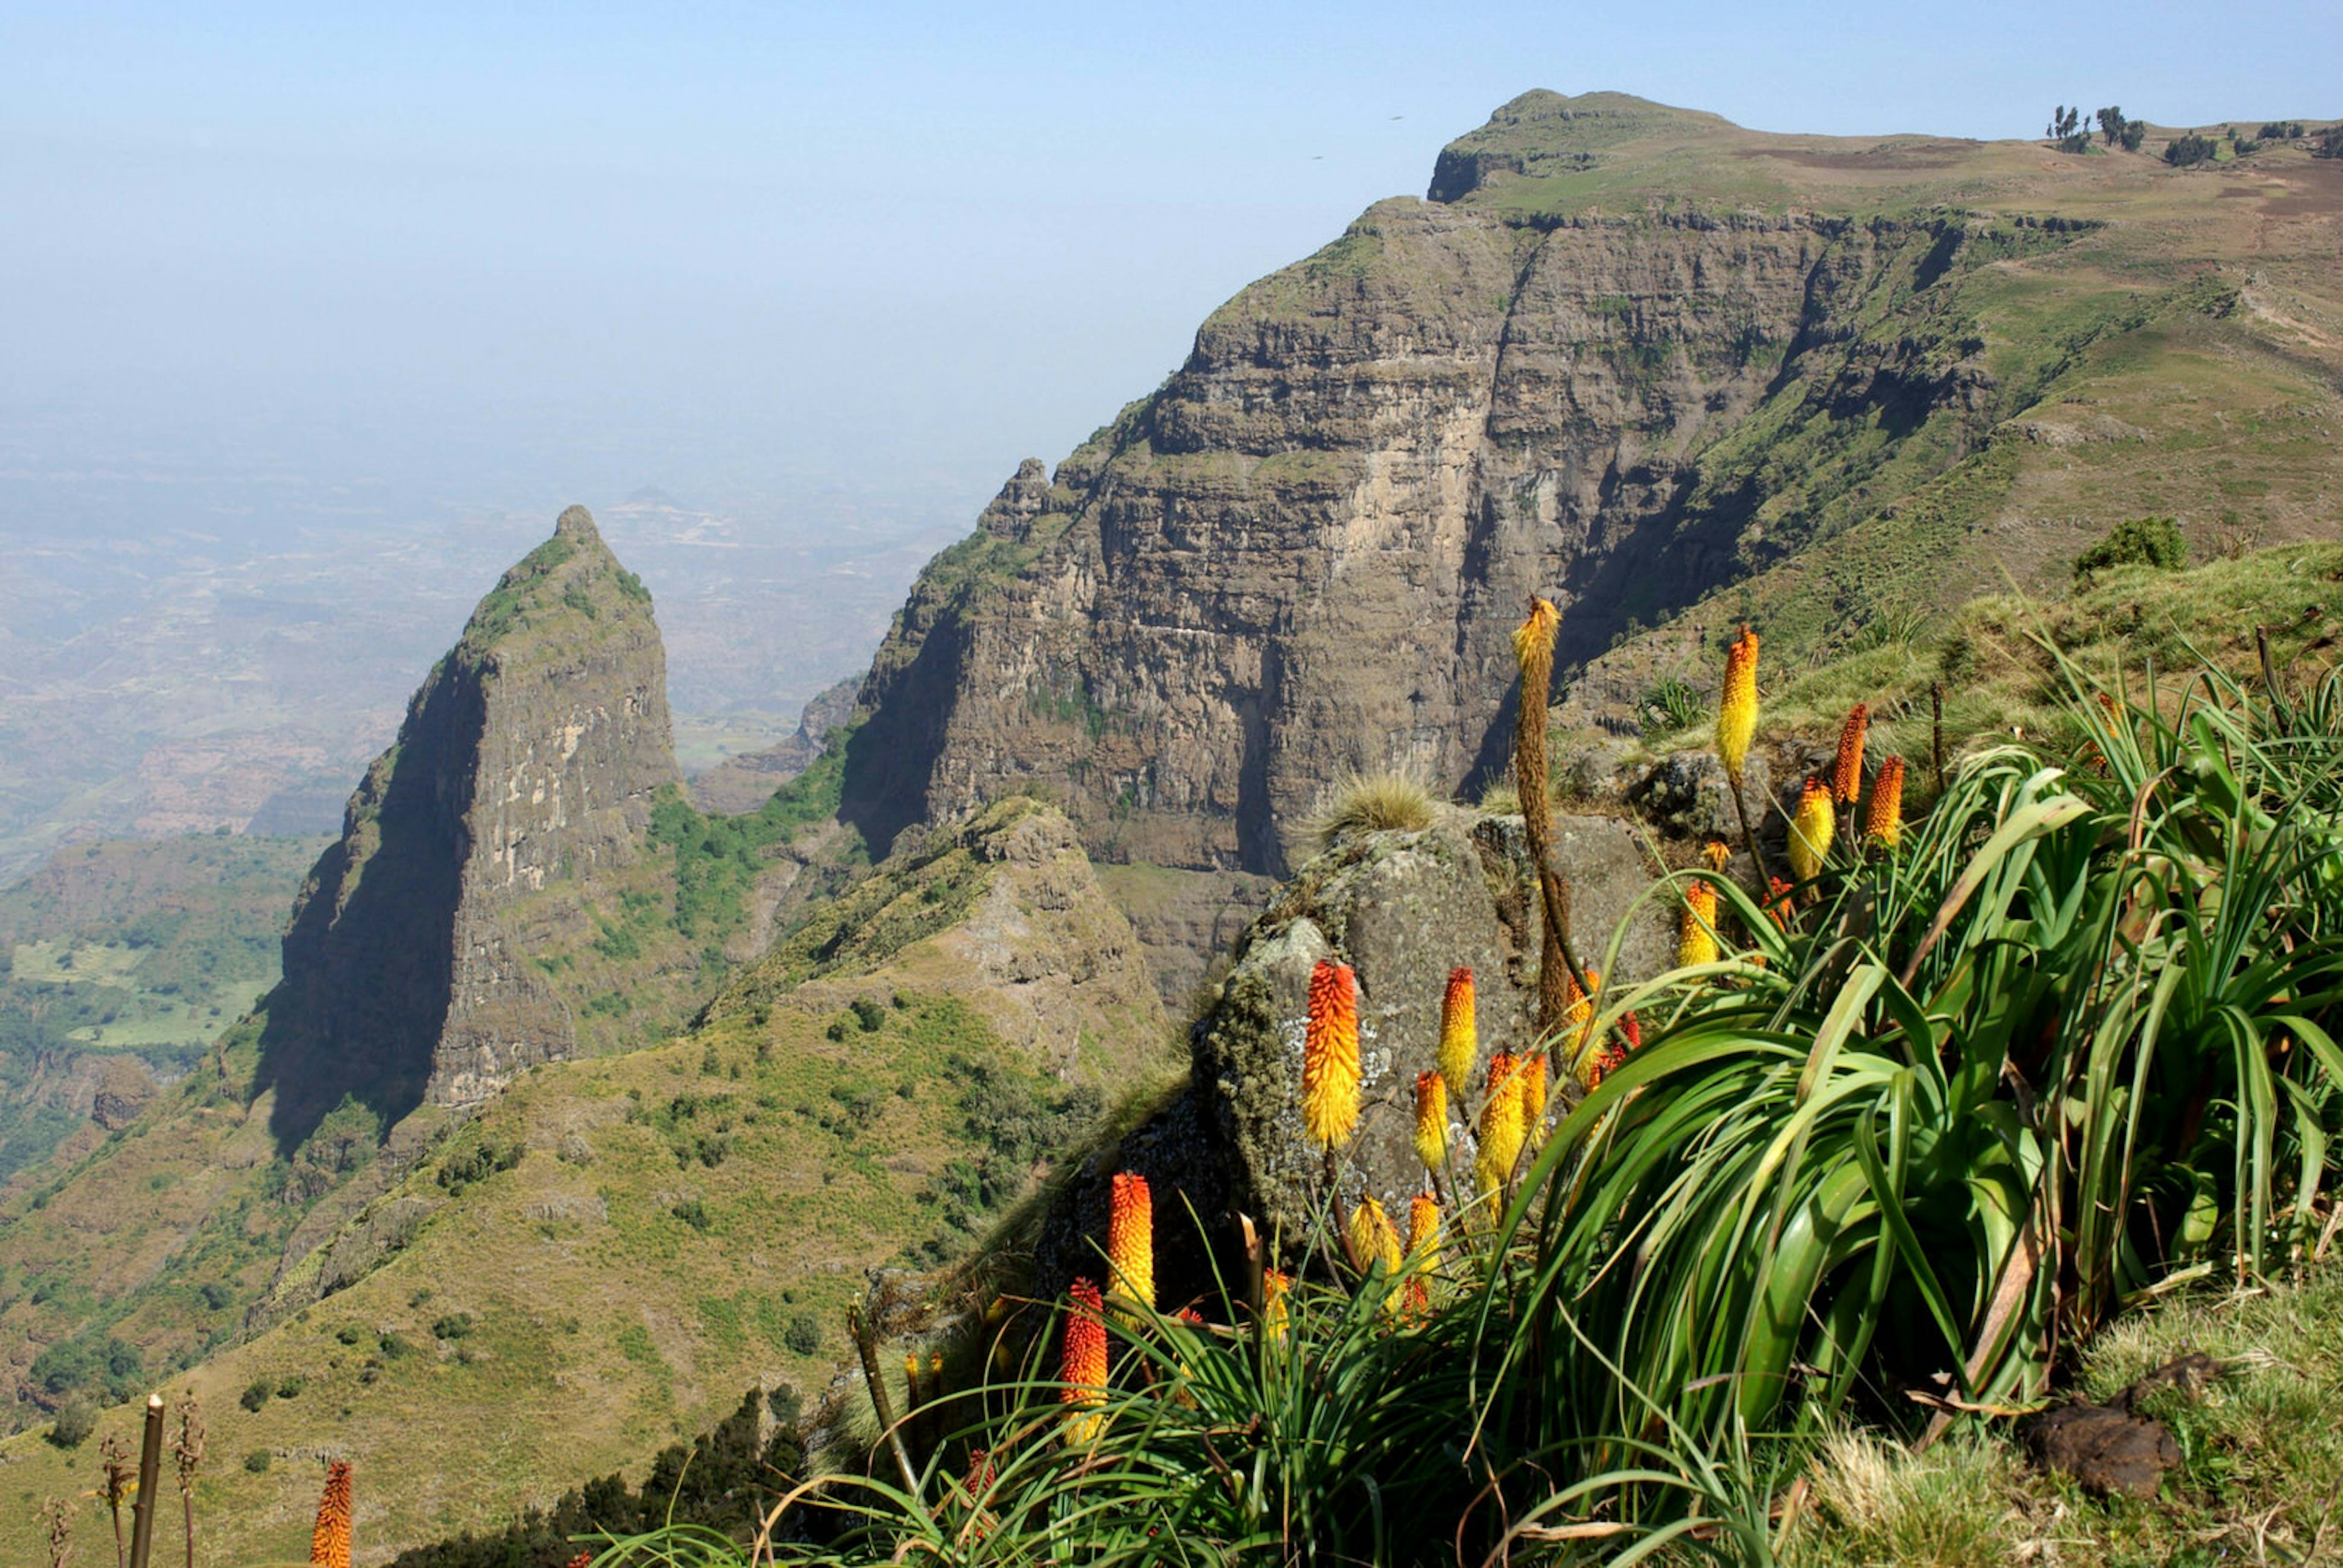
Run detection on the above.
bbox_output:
[4,0,2336,538]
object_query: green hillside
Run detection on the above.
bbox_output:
[0,800,1174,1564]
[0,833,326,1189]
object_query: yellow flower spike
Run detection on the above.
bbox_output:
[1520,1053,1549,1126]
[1472,1058,1527,1206]
[1301,959,1361,1151]
[1348,1196,1404,1313]
[1866,756,1907,849]
[1106,1171,1156,1315]
[1347,1195,1402,1277]
[1261,1268,1292,1343]
[1701,839,1731,872]
[1437,966,1477,1101]
[1411,1071,1448,1174]
[1059,1279,1108,1445]
[1678,879,1719,968]
[1716,625,1760,785]
[1788,776,1834,885]
[1831,703,1869,807]
[309,1461,353,1568]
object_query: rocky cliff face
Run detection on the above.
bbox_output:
[840,92,2082,879]
[256,507,678,1145]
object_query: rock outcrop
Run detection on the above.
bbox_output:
[254,507,680,1146]
[707,797,1173,1090]
[1035,804,1667,1294]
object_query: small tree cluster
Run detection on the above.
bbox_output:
[2317,126,2343,160]
[2165,132,2221,167]
[2046,104,2092,153]
[2096,106,2148,151]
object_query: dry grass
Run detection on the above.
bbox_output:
[1299,771,1437,850]
[1474,780,1521,815]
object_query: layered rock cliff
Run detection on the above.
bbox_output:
[841,89,2343,886]
[254,507,680,1145]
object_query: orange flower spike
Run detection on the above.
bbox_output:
[1831,703,1869,807]
[1483,1051,1518,1102]
[1301,959,1361,1150]
[1437,966,1477,1100]
[1106,1171,1156,1314]
[1788,776,1834,885]
[1521,1053,1549,1125]
[1406,1192,1441,1272]
[1403,1194,1442,1320]
[309,1460,353,1568]
[1411,1070,1448,1174]
[1261,1268,1292,1343]
[1716,624,1760,785]
[1865,756,1907,849]
[1679,879,1719,968]
[1765,876,1796,932]
[1621,1012,1643,1051]
[1060,1279,1108,1443]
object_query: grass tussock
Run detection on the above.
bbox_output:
[1300,770,1436,849]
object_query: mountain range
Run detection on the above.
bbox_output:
[1,89,2339,1563]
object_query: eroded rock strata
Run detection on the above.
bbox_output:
[256,507,679,1143]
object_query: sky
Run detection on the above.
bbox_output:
[2,0,2338,541]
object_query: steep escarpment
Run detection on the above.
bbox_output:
[256,506,683,1146]
[841,90,2343,885]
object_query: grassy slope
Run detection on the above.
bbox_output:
[0,802,1175,1564]
[0,997,1069,1565]
[1615,540,2343,797]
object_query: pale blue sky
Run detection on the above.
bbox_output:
[3,1,2335,538]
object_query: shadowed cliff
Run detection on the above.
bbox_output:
[254,506,680,1151]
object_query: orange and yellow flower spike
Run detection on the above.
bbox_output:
[1106,1172,1155,1315]
[1520,1052,1549,1126]
[1830,703,1869,807]
[1301,959,1361,1150]
[1406,1192,1441,1266]
[1679,879,1719,968]
[1060,1279,1108,1444]
[309,1461,353,1568]
[1865,755,1906,849]
[1437,966,1477,1101]
[1788,776,1834,885]
[1411,1071,1448,1174]
[1473,1058,1528,1204]
[1261,1268,1292,1343]
[1562,968,1600,1061]
[1716,625,1760,785]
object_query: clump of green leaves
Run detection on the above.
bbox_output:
[2074,514,2186,581]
